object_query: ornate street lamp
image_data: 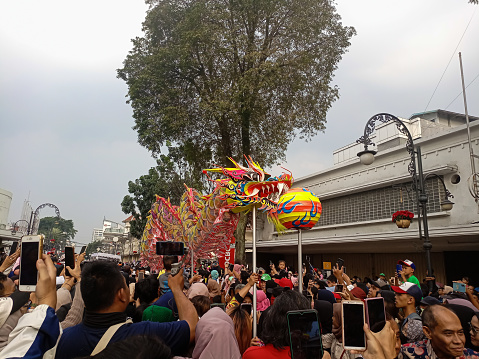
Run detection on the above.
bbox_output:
[10,220,30,235]
[357,113,455,290]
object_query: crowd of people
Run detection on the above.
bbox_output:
[1,247,479,359]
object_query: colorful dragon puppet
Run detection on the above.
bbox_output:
[139,156,293,271]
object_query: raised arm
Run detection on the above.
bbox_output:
[168,268,199,343]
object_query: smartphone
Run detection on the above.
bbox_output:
[64,246,75,276]
[365,297,386,333]
[396,264,402,275]
[80,245,86,254]
[9,241,19,255]
[241,303,252,315]
[335,284,344,293]
[453,282,466,293]
[229,264,234,272]
[342,300,366,350]
[138,272,145,281]
[287,309,323,359]
[19,235,44,292]
[156,241,184,256]
[210,303,226,311]
[336,258,344,269]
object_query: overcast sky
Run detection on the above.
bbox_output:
[1,0,478,245]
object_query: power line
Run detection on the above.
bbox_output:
[424,8,477,112]
[445,71,479,110]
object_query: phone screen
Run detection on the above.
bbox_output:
[396,264,402,275]
[10,241,18,255]
[138,272,145,281]
[80,246,86,254]
[335,284,343,292]
[156,241,184,256]
[65,246,75,276]
[342,302,366,349]
[241,303,252,315]
[287,310,323,359]
[453,282,466,293]
[366,298,386,332]
[20,241,39,286]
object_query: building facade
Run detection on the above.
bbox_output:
[248,110,479,285]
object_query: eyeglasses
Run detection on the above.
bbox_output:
[469,322,479,336]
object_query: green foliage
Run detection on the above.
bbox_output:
[118,0,355,259]
[121,153,206,240]
[118,0,355,167]
[85,240,103,258]
[38,217,77,251]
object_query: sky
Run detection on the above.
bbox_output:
[1,0,478,245]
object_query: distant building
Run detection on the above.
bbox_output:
[248,110,479,286]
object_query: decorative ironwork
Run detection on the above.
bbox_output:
[31,203,61,235]
[356,113,418,185]
[424,174,454,201]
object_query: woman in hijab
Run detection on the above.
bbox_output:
[187,282,209,300]
[256,289,270,312]
[207,279,221,300]
[191,307,241,359]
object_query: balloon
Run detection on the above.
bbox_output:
[277,188,322,230]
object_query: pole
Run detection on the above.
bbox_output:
[416,147,433,292]
[252,206,257,338]
[28,211,34,235]
[298,229,303,292]
[459,52,478,205]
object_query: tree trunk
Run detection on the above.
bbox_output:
[234,212,248,264]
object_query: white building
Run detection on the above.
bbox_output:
[248,110,479,286]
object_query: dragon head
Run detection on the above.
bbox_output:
[203,156,293,213]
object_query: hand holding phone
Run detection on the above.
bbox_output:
[342,300,366,350]
[19,235,44,292]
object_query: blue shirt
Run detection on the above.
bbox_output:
[55,320,189,359]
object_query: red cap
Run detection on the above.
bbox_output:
[276,278,293,289]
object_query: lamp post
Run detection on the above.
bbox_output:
[113,237,119,257]
[357,113,454,290]
[10,220,30,235]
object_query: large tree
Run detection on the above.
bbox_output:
[38,216,77,251]
[121,152,207,240]
[118,0,355,262]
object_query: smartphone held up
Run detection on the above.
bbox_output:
[19,235,44,292]
[342,300,366,351]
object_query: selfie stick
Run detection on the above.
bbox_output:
[298,229,302,292]
[191,248,194,279]
[252,206,258,338]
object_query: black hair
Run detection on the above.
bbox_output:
[278,260,286,265]
[423,305,457,331]
[212,295,222,304]
[78,335,171,359]
[81,261,127,312]
[190,295,210,317]
[0,272,7,295]
[163,256,177,271]
[261,289,310,349]
[327,274,336,283]
[135,276,160,304]
[132,302,149,323]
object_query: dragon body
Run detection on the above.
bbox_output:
[139,156,293,271]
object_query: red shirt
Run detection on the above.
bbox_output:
[242,344,291,359]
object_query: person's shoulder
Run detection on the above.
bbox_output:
[463,347,479,357]
[126,319,188,333]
